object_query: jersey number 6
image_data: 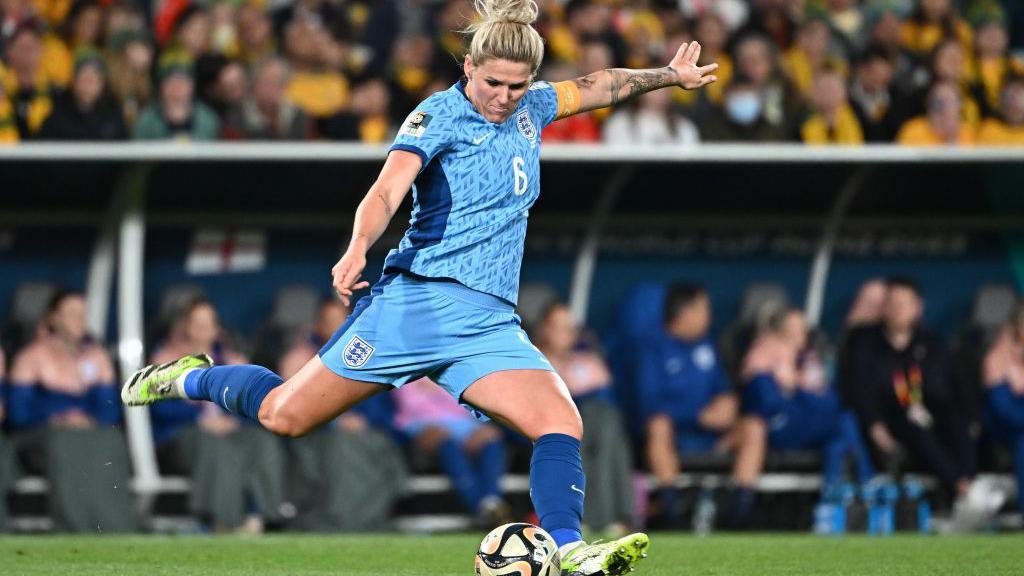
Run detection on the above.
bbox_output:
[513,156,528,197]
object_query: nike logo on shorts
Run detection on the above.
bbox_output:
[571,484,585,496]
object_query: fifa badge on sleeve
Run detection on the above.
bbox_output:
[400,111,433,138]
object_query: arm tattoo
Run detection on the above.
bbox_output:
[375,190,393,219]
[572,74,597,90]
[606,67,677,105]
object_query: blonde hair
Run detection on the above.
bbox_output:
[466,0,544,74]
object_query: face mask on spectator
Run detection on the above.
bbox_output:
[727,92,762,125]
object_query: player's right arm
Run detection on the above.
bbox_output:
[332,150,421,305]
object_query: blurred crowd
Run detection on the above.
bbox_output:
[1,274,1022,533]
[1,0,1023,146]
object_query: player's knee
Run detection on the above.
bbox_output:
[530,407,583,442]
[259,398,313,438]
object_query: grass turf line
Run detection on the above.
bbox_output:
[1,533,1022,576]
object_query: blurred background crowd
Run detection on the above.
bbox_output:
[1,0,1024,146]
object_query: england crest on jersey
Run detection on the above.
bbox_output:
[342,335,375,368]
[515,109,537,143]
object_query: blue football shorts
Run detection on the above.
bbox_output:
[319,272,555,416]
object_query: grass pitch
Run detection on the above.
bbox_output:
[1,533,1022,576]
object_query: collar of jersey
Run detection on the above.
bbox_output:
[454,78,528,127]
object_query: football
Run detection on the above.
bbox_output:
[474,523,561,576]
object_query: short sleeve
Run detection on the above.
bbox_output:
[527,81,560,128]
[390,93,455,167]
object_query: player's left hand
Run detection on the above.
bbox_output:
[669,41,718,90]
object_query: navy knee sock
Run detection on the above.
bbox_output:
[184,365,283,423]
[530,433,584,547]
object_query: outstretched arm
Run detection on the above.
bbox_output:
[552,41,718,119]
[331,150,421,305]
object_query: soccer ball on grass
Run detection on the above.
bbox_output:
[474,523,560,576]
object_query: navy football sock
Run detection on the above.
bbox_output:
[184,365,282,423]
[530,433,584,547]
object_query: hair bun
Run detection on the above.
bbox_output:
[474,0,538,26]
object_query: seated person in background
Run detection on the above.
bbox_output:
[150,297,286,533]
[977,74,1024,145]
[2,22,55,139]
[279,297,407,531]
[37,49,127,140]
[393,378,510,526]
[701,75,788,142]
[222,57,311,141]
[603,88,700,145]
[638,283,738,528]
[837,278,888,410]
[8,289,120,431]
[534,301,633,535]
[849,47,899,142]
[132,54,219,141]
[800,67,864,145]
[896,81,976,145]
[852,278,985,509]
[981,304,1024,515]
[7,289,135,532]
[736,307,876,522]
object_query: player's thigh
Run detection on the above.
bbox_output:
[259,354,387,437]
[461,369,582,442]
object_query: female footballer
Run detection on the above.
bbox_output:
[123,1,717,573]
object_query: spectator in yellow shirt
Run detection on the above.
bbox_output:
[977,76,1024,145]
[901,0,973,58]
[236,2,277,65]
[38,0,103,89]
[0,63,17,143]
[897,81,976,145]
[971,14,1016,113]
[693,12,733,105]
[784,17,847,98]
[2,22,53,138]
[929,38,982,127]
[105,29,154,128]
[283,19,348,123]
[801,68,864,145]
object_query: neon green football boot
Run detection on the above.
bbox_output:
[121,353,214,406]
[561,533,650,576]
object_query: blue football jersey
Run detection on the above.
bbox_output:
[385,79,560,304]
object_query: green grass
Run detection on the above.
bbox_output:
[1,533,1022,576]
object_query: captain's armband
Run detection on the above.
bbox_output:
[551,81,582,120]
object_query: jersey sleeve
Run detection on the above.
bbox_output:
[390,93,455,168]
